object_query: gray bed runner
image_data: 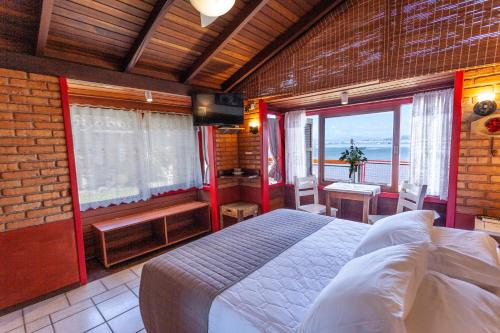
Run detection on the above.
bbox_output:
[139,209,334,333]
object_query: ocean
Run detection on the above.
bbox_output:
[315,144,410,162]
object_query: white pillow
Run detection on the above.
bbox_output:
[405,271,500,333]
[432,226,499,266]
[353,210,434,258]
[428,245,500,295]
[299,242,429,333]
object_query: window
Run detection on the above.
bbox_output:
[268,114,283,185]
[71,106,202,210]
[324,112,394,185]
[307,101,413,192]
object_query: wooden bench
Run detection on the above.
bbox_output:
[92,201,210,268]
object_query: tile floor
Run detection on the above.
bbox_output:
[0,263,147,333]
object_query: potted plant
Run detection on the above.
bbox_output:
[339,139,368,183]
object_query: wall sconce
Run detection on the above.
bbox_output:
[249,120,259,134]
[341,91,349,105]
[145,90,153,103]
[474,92,496,116]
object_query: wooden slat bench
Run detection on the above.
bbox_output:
[92,201,210,268]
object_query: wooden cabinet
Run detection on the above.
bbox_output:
[92,201,210,268]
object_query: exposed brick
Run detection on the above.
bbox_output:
[29,73,59,83]
[40,168,68,176]
[0,68,71,232]
[0,212,25,224]
[25,192,61,202]
[6,218,45,230]
[1,169,39,179]
[45,212,73,222]
[2,186,40,196]
[22,176,57,186]
[13,113,50,121]
[26,206,61,218]
[3,202,42,213]
[32,106,62,114]
[17,145,53,153]
[0,196,24,206]
[10,95,49,106]
[0,137,35,145]
[0,68,27,79]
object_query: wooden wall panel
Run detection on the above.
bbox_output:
[0,219,79,310]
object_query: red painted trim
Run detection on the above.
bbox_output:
[378,192,447,204]
[446,70,464,228]
[306,97,413,116]
[260,100,270,213]
[59,77,87,285]
[152,187,199,198]
[207,126,220,231]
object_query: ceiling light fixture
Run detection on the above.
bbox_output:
[190,0,235,27]
[145,90,153,103]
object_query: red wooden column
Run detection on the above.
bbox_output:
[59,77,87,284]
[259,99,270,213]
[446,70,464,228]
[207,126,220,231]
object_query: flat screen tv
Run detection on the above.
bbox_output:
[192,93,244,126]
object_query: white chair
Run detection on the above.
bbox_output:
[294,176,337,217]
[368,183,427,224]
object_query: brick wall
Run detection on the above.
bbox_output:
[457,64,500,220]
[216,132,238,172]
[0,68,73,232]
[238,108,261,170]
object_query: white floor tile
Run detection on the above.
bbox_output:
[130,286,140,297]
[126,278,140,289]
[107,307,144,333]
[6,327,25,333]
[92,286,128,305]
[96,291,138,321]
[86,323,112,333]
[32,326,53,333]
[130,263,145,277]
[50,299,93,323]
[100,270,136,290]
[66,281,106,305]
[0,310,23,333]
[25,316,50,333]
[52,307,103,333]
[23,295,68,323]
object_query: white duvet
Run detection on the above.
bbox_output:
[208,219,370,333]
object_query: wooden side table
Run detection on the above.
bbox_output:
[324,183,381,223]
[220,202,259,228]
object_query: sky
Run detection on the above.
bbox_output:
[311,103,412,144]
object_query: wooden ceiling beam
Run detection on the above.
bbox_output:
[35,0,55,56]
[123,0,175,72]
[222,0,345,92]
[0,51,211,96]
[181,0,270,84]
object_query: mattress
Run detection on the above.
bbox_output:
[208,218,370,333]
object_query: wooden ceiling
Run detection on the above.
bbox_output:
[0,0,340,93]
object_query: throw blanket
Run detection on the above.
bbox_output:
[139,209,333,333]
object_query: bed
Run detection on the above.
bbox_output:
[139,209,500,333]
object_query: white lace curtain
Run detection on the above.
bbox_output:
[409,89,454,200]
[71,106,202,210]
[285,110,307,184]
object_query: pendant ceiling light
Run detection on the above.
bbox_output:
[190,0,235,27]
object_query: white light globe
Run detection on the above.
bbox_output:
[190,0,235,17]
